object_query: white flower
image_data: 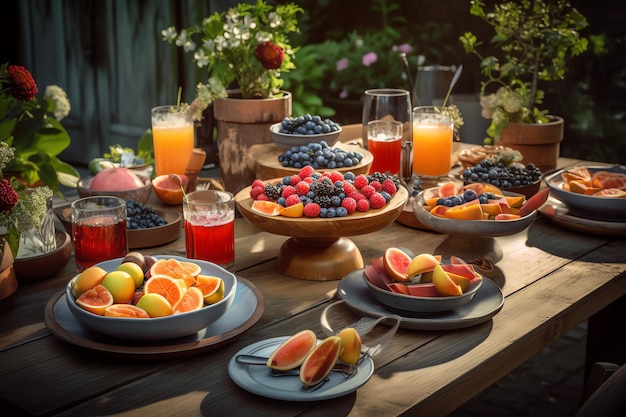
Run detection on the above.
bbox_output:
[268,12,281,28]
[194,49,209,68]
[44,85,70,121]
[161,26,177,41]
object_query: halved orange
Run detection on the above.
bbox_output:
[593,188,626,198]
[280,202,304,217]
[143,274,185,308]
[251,200,282,216]
[195,275,225,304]
[592,172,626,190]
[150,258,200,287]
[104,304,150,318]
[173,286,205,314]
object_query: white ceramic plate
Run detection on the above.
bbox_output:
[228,336,374,401]
[337,269,504,330]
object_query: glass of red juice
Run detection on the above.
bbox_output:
[71,196,127,272]
[367,120,403,175]
[183,190,235,270]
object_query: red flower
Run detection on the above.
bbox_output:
[0,179,19,212]
[6,65,38,101]
[254,41,284,70]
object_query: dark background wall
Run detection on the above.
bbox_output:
[2,0,625,166]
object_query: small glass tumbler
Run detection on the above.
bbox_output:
[71,196,127,272]
[183,190,235,270]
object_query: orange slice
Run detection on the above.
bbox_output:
[143,274,185,308]
[251,200,283,216]
[173,286,204,314]
[445,204,483,220]
[149,258,200,287]
[195,275,225,304]
[280,202,304,217]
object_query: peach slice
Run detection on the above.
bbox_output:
[445,204,483,220]
[407,253,441,277]
[432,264,462,296]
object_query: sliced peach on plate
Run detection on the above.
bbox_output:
[495,213,521,220]
[406,283,438,297]
[445,204,483,220]
[505,195,526,208]
[406,253,441,276]
[387,282,410,295]
[432,264,462,296]
[481,203,503,215]
[430,205,449,217]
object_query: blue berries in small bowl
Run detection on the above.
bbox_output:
[271,115,342,150]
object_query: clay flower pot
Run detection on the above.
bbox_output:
[0,240,18,300]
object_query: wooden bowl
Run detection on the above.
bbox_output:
[127,210,182,249]
[235,182,408,281]
[14,229,72,282]
[249,143,373,181]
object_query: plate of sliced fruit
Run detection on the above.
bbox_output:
[544,165,626,222]
[412,181,539,237]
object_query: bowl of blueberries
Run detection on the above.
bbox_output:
[271,115,342,150]
[461,159,542,199]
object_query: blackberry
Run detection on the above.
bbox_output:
[310,179,334,197]
[313,195,332,208]
[264,183,282,200]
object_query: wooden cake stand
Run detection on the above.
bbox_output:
[235,183,408,281]
[248,143,373,181]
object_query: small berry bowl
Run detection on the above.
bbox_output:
[77,174,152,205]
[270,122,342,150]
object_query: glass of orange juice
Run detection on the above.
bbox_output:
[151,105,195,176]
[412,106,453,189]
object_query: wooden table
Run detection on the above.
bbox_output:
[1,156,625,416]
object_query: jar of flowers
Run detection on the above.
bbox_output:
[161,0,303,194]
[161,0,303,100]
[459,0,590,146]
[1,63,78,260]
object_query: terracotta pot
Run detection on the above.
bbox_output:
[214,90,291,194]
[0,240,18,300]
[498,116,564,173]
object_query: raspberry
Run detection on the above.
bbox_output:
[281,185,296,198]
[356,198,370,212]
[369,180,382,192]
[295,181,310,196]
[285,194,301,207]
[252,179,265,189]
[324,171,344,184]
[342,181,357,195]
[381,179,397,195]
[303,202,321,217]
[302,176,314,184]
[349,192,367,202]
[360,185,376,199]
[353,174,368,190]
[256,193,270,201]
[250,185,265,200]
[369,192,386,209]
[340,197,357,214]
[299,165,314,179]
[289,175,301,186]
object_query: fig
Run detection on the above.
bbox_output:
[144,255,158,271]
[338,328,361,365]
[300,336,342,386]
[123,251,146,271]
[266,330,317,371]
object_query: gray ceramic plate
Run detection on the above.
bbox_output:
[544,165,626,221]
[228,336,374,401]
[338,269,504,330]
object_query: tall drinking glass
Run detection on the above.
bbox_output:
[71,196,127,272]
[367,120,403,175]
[362,89,412,178]
[151,105,195,176]
[412,106,454,189]
[183,190,235,270]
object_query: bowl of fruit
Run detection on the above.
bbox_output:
[412,181,538,237]
[66,253,237,340]
[363,248,483,313]
[270,116,342,150]
[234,167,408,280]
[77,167,152,205]
[544,165,626,221]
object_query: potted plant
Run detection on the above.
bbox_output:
[162,0,303,193]
[0,63,80,195]
[459,0,591,171]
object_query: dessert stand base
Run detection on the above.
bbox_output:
[276,237,364,281]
